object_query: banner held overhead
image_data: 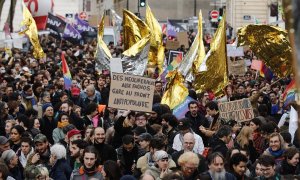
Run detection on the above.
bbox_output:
[108,73,155,112]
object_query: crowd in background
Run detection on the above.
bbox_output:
[0,33,299,180]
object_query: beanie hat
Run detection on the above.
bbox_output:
[153,150,169,161]
[67,129,81,139]
[42,103,53,112]
[152,103,162,116]
[1,149,16,163]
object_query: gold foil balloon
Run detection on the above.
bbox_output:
[237,24,292,77]
[95,14,112,74]
[19,3,45,59]
[161,70,189,109]
[193,13,228,97]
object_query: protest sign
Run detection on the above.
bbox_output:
[108,73,155,112]
[168,50,183,65]
[177,32,189,48]
[166,40,180,50]
[218,98,254,122]
[226,44,244,57]
[173,96,195,119]
[251,60,263,70]
[227,59,246,76]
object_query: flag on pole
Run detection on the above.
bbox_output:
[95,13,112,74]
[177,10,206,79]
[237,24,292,77]
[282,80,296,107]
[161,70,189,109]
[121,10,151,76]
[63,23,82,45]
[19,2,45,59]
[260,62,274,81]
[61,52,72,90]
[145,5,164,74]
[193,12,228,96]
[74,14,97,38]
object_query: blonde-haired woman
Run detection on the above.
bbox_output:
[235,126,259,163]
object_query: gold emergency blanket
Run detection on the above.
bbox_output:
[145,5,164,74]
[161,70,189,109]
[122,10,151,76]
[19,3,45,59]
[193,13,228,96]
[237,24,292,77]
[95,14,112,74]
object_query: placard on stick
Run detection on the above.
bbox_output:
[218,98,254,122]
[108,73,155,112]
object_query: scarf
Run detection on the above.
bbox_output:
[57,121,70,128]
[268,147,284,158]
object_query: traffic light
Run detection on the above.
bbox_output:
[270,3,278,17]
[140,0,146,7]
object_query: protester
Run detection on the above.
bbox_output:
[199,152,236,180]
[69,139,89,170]
[16,137,34,168]
[52,112,70,143]
[92,127,117,163]
[229,153,250,179]
[0,10,299,180]
[144,150,172,179]
[70,146,103,179]
[177,151,200,179]
[49,143,72,180]
[256,155,282,180]
[1,149,22,180]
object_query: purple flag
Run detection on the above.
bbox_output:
[167,20,177,37]
[74,14,96,34]
[63,24,82,44]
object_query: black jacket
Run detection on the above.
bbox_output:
[50,159,72,180]
[185,111,209,145]
[209,136,228,157]
[40,116,57,145]
[112,116,134,148]
[69,112,84,131]
[93,143,117,164]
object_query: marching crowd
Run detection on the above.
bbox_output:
[0,34,299,180]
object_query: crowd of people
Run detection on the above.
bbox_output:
[0,32,299,180]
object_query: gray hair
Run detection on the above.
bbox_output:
[50,143,66,159]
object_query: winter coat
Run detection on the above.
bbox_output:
[50,159,72,180]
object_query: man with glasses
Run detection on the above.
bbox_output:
[135,112,155,135]
[257,154,282,180]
